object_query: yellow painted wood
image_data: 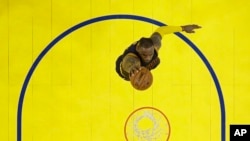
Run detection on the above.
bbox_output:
[1,0,250,141]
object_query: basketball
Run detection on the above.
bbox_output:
[130,67,153,90]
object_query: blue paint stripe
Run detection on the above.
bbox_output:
[175,32,226,141]
[17,14,225,141]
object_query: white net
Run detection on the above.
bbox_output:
[124,107,170,141]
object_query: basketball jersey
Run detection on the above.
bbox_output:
[115,41,160,80]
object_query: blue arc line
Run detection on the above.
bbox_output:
[17,14,225,141]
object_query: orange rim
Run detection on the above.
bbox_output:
[124,106,171,141]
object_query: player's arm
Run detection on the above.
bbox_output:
[121,53,141,78]
[150,26,182,50]
[150,25,201,50]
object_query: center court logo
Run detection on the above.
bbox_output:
[17,14,225,141]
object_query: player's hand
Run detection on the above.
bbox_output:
[181,24,201,33]
[129,66,141,78]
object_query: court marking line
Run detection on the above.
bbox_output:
[17,14,225,141]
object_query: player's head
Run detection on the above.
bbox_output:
[136,37,154,63]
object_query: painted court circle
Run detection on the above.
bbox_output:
[17,14,225,141]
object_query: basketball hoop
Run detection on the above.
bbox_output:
[124,107,171,141]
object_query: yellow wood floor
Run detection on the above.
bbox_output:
[1,0,250,141]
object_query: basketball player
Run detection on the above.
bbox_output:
[116,24,201,81]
